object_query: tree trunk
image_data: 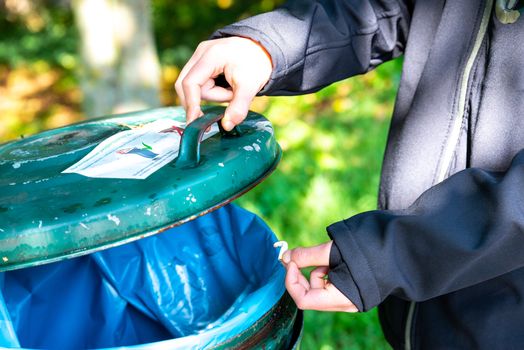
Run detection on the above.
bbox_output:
[72,0,161,117]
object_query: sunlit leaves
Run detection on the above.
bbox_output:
[236,61,400,349]
[0,63,82,142]
[216,0,234,10]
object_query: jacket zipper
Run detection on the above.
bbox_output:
[435,0,494,183]
[404,1,494,349]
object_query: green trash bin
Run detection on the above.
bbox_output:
[0,106,303,349]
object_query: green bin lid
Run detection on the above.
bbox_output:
[0,106,281,272]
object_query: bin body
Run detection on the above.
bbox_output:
[0,205,300,349]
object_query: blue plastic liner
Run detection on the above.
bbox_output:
[0,204,285,349]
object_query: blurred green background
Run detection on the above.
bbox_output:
[0,1,402,349]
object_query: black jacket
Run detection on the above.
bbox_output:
[212,1,524,349]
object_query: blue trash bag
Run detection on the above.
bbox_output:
[0,204,286,349]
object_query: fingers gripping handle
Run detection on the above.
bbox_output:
[176,108,240,168]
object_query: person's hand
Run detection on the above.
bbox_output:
[175,37,273,131]
[283,241,358,312]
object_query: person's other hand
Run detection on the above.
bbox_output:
[283,241,358,312]
[175,37,273,131]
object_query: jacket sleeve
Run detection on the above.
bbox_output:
[328,149,524,312]
[211,0,412,95]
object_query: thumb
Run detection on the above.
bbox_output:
[283,241,333,268]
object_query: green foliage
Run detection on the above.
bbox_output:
[152,0,285,66]
[0,2,403,348]
[0,5,77,69]
[238,60,401,246]
[237,59,401,350]
[303,309,389,350]
[0,0,286,68]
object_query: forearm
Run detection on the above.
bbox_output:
[329,149,524,311]
[212,0,412,95]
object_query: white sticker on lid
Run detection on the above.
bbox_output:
[62,119,218,179]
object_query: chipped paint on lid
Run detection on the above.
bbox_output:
[0,106,281,272]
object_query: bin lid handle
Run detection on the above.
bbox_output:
[176,107,241,168]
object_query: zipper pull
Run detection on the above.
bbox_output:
[495,0,521,24]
